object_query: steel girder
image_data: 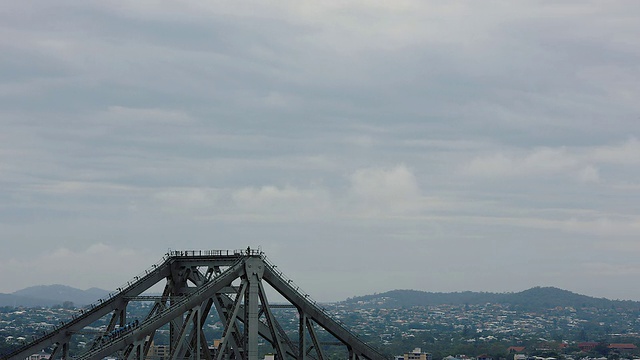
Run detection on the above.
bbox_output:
[1,250,386,360]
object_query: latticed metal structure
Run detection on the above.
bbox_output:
[2,249,386,360]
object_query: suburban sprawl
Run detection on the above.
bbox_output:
[2,287,640,360]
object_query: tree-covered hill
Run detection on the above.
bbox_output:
[344,286,640,311]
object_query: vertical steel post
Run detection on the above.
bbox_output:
[196,308,202,360]
[299,310,307,360]
[244,257,264,360]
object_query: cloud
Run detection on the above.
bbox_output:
[101,106,192,125]
[348,164,422,215]
[577,165,600,183]
[1,1,640,301]
[153,187,221,213]
[582,262,640,277]
[260,92,297,109]
[233,185,318,205]
[150,184,333,221]
[343,135,376,148]
[148,166,426,221]
[463,147,581,179]
[562,216,640,238]
[463,138,640,184]
[591,137,640,164]
[27,181,135,196]
[231,185,332,219]
[0,243,146,293]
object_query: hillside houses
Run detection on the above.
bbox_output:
[2,299,640,360]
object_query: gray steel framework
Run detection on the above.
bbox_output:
[1,249,386,360]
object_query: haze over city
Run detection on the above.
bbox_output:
[1,1,639,303]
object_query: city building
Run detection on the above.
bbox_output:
[25,351,50,360]
[608,343,637,353]
[577,342,598,352]
[403,348,433,360]
[477,354,493,360]
[150,343,169,360]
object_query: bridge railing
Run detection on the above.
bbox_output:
[78,248,252,326]
[76,257,246,360]
[166,248,264,257]
[105,253,171,301]
[259,253,383,357]
[0,254,174,360]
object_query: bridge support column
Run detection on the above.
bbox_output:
[298,310,307,360]
[195,307,202,360]
[244,257,263,360]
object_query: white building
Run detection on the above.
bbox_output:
[25,351,50,360]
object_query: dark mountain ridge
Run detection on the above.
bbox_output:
[344,287,640,311]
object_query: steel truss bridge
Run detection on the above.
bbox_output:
[1,249,386,360]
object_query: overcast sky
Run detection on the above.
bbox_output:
[1,1,640,302]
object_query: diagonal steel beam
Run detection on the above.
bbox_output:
[169,309,197,360]
[306,318,325,360]
[262,263,385,360]
[216,279,248,360]
[213,294,243,360]
[257,280,286,360]
[75,259,246,360]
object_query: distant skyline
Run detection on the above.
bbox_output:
[1,1,640,303]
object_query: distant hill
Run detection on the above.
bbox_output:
[0,285,110,307]
[5,285,640,312]
[0,293,58,307]
[344,287,640,311]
